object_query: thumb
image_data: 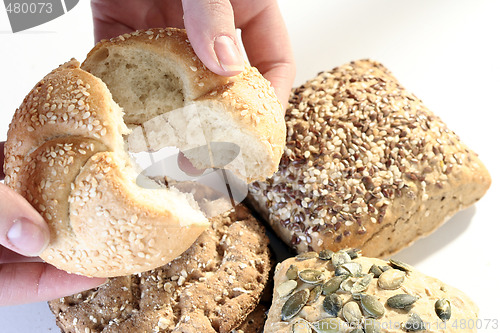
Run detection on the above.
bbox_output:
[182,0,245,77]
[0,184,50,257]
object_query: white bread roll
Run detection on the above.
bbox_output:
[3,28,285,277]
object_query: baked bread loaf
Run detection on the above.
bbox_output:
[49,205,271,333]
[264,250,478,332]
[3,28,285,277]
[248,59,491,257]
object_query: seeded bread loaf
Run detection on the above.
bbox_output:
[49,205,271,333]
[3,28,285,277]
[264,250,478,332]
[248,59,491,257]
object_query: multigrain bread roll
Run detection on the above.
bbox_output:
[3,28,285,277]
[264,250,478,332]
[49,205,272,333]
[248,59,491,257]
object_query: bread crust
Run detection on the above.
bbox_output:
[4,60,208,277]
[49,205,271,333]
[83,28,286,182]
[248,59,491,257]
[4,28,285,276]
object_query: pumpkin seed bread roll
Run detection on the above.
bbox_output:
[3,28,285,277]
[248,59,491,257]
[265,250,478,332]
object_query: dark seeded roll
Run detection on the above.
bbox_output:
[49,204,271,333]
[248,59,490,257]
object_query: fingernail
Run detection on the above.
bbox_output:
[214,35,245,73]
[7,218,49,256]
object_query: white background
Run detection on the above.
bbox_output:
[1,0,499,332]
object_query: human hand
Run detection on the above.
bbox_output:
[0,141,106,306]
[91,0,295,109]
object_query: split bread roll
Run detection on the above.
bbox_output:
[248,59,491,258]
[3,28,285,277]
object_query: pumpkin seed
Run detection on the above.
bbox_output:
[296,251,318,261]
[404,313,426,331]
[340,275,373,293]
[298,269,325,284]
[340,262,362,276]
[281,289,309,321]
[386,294,418,309]
[369,264,383,278]
[335,265,350,276]
[389,259,412,272]
[435,298,451,321]
[293,319,312,333]
[380,265,391,272]
[312,317,343,333]
[307,285,322,305]
[323,293,343,317]
[346,248,362,259]
[349,328,364,333]
[323,276,348,295]
[351,273,373,293]
[351,293,363,301]
[360,294,385,318]
[331,251,351,266]
[364,319,382,333]
[378,269,405,290]
[340,277,356,293]
[319,249,334,260]
[287,264,299,280]
[342,301,363,325]
[277,280,298,297]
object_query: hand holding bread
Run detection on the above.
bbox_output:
[3,28,286,278]
[91,0,296,108]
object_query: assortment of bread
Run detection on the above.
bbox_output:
[3,28,491,332]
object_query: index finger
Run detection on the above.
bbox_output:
[235,1,296,109]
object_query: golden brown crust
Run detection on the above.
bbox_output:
[4,59,209,277]
[248,59,491,257]
[4,28,285,277]
[48,205,271,333]
[84,28,228,102]
[196,65,286,181]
